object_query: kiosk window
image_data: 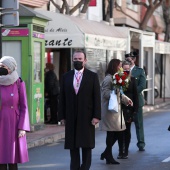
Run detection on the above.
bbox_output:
[34,42,41,82]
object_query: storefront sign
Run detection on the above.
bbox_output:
[85,34,127,50]
[45,38,72,47]
[45,34,84,48]
[45,28,67,33]
[155,41,170,54]
[2,29,29,36]
[33,32,45,39]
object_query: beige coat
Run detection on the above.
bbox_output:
[100,74,130,131]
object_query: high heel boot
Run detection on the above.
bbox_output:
[100,152,120,164]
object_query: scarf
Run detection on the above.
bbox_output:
[0,70,19,86]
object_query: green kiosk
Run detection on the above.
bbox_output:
[2,5,50,131]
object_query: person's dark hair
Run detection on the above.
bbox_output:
[46,63,55,70]
[106,59,121,75]
[73,50,86,59]
[122,60,130,67]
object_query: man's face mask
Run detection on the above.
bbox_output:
[73,61,83,71]
[124,70,130,75]
[0,67,8,76]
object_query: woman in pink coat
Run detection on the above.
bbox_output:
[0,56,30,170]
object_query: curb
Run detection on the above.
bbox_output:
[27,101,170,149]
[28,131,65,149]
[143,101,170,113]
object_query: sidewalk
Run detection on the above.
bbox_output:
[27,98,170,149]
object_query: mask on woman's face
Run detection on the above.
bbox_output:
[73,61,83,70]
[0,67,8,76]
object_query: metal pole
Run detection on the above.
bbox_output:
[163,55,166,102]
[110,0,113,18]
[109,0,114,25]
[102,0,105,21]
[160,54,163,98]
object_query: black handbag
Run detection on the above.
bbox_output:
[123,108,134,123]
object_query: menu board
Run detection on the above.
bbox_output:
[86,48,106,84]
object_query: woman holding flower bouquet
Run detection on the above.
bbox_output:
[100,59,132,165]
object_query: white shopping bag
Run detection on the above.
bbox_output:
[108,90,118,113]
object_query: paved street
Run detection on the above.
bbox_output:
[19,104,170,170]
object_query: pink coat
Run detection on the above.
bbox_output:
[0,79,30,163]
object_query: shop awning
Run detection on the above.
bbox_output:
[35,10,128,50]
[155,40,170,54]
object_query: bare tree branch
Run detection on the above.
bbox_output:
[81,0,91,13]
[50,0,61,11]
[132,0,149,8]
[115,1,140,24]
[148,0,153,6]
[154,0,163,9]
[62,0,70,14]
[69,0,85,15]
[60,2,65,13]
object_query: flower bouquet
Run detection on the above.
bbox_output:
[112,67,130,92]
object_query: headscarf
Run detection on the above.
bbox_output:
[0,56,19,86]
[0,56,17,72]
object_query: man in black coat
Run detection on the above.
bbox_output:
[58,50,101,170]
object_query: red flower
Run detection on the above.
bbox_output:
[115,74,120,81]
[121,75,126,80]
[122,81,125,85]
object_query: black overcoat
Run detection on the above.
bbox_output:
[58,68,101,149]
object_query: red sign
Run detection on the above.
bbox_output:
[89,0,96,6]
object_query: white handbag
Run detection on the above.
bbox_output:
[108,90,118,113]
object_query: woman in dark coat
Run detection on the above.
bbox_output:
[0,56,30,170]
[117,60,139,159]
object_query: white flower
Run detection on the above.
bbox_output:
[118,78,122,83]
[125,79,129,83]
[113,75,116,79]
[113,80,117,84]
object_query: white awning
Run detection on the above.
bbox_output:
[35,10,128,50]
[155,40,170,54]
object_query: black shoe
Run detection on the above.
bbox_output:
[139,148,145,151]
[122,153,128,159]
[117,153,123,159]
[100,152,120,164]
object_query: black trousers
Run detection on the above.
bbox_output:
[49,95,58,123]
[0,164,18,170]
[70,148,92,170]
[123,122,132,153]
[104,131,123,156]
